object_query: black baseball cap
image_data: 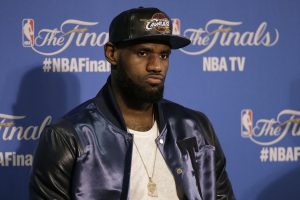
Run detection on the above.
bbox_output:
[109,7,191,49]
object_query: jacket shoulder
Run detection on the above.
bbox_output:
[43,98,98,156]
[160,99,217,145]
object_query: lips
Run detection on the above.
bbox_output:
[145,74,164,85]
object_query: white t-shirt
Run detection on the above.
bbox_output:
[128,121,179,200]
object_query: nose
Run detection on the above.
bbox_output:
[146,54,162,72]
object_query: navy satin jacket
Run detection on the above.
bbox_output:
[29,79,235,200]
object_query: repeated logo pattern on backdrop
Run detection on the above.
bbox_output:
[241,109,300,162]
[22,19,110,73]
[180,20,279,72]
[0,114,52,166]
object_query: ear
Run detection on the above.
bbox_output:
[104,42,118,65]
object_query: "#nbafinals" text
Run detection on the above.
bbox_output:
[0,152,33,167]
[42,57,111,73]
[260,147,300,162]
[203,56,245,72]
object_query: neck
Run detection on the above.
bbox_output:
[112,81,155,131]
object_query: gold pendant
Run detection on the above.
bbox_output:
[147,177,158,197]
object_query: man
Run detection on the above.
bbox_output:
[29,7,235,200]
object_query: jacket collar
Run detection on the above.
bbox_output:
[93,76,166,132]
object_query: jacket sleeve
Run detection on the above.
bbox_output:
[29,121,80,200]
[195,112,236,200]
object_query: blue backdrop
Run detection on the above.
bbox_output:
[1,0,300,199]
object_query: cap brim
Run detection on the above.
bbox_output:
[116,35,191,49]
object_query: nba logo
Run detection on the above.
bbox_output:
[241,109,253,137]
[22,19,35,47]
[172,18,181,35]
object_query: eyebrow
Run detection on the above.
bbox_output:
[132,46,171,54]
[162,49,171,54]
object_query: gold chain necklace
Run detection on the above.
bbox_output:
[132,123,159,197]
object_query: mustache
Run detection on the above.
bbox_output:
[144,73,166,80]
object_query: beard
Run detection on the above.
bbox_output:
[114,64,164,104]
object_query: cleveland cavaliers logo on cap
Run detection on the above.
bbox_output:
[142,13,170,34]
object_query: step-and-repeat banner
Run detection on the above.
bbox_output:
[1,0,299,199]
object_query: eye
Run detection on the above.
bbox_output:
[160,52,170,60]
[137,50,148,57]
